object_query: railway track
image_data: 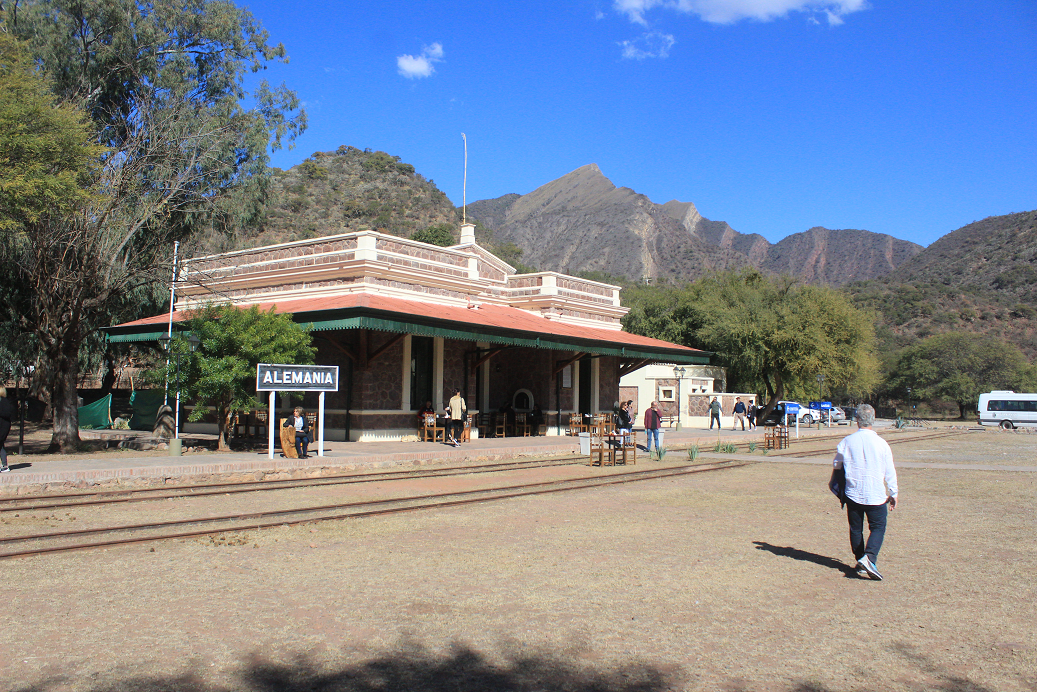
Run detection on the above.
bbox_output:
[0,460,749,560]
[0,455,590,514]
[763,428,971,458]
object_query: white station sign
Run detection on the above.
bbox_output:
[256,363,339,392]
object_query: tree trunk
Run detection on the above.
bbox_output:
[48,341,82,453]
[757,372,786,425]
[217,406,233,452]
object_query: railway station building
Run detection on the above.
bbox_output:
[104,224,709,441]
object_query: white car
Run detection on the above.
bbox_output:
[777,401,815,424]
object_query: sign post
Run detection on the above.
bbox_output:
[785,402,800,439]
[256,363,340,460]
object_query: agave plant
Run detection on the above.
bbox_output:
[747,441,758,453]
[655,446,668,461]
[687,444,700,461]
[712,440,723,453]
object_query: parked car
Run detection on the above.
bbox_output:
[776,400,815,425]
[829,406,847,423]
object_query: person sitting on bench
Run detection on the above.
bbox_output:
[283,407,311,458]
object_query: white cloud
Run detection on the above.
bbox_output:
[619,32,676,59]
[397,42,444,79]
[614,0,868,25]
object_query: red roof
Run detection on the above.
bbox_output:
[109,293,704,357]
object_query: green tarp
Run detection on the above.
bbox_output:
[78,394,112,430]
[129,390,166,431]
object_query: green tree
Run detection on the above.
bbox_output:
[623,269,878,419]
[887,332,1036,418]
[0,29,100,232]
[171,304,315,451]
[411,224,455,247]
[0,1,306,452]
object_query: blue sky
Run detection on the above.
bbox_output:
[244,0,1035,247]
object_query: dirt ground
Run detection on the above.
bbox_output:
[0,432,1034,692]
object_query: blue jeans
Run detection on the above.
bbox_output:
[645,428,660,452]
[295,432,310,457]
[846,499,888,566]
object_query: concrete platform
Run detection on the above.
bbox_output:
[0,424,846,489]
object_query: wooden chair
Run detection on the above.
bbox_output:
[422,413,445,442]
[591,413,611,437]
[589,432,607,467]
[279,419,298,458]
[620,430,637,465]
[514,412,531,437]
[494,412,508,438]
[567,413,581,436]
[477,412,493,438]
[764,425,789,450]
[253,410,268,437]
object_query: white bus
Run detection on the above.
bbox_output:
[976,391,1037,429]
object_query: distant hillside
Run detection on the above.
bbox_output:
[892,211,1037,299]
[846,210,1037,358]
[761,226,922,285]
[249,147,461,247]
[470,164,922,285]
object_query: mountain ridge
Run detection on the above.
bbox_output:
[468,164,923,285]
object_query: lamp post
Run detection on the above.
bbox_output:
[673,365,687,431]
[906,387,912,417]
[158,334,201,439]
[817,373,825,428]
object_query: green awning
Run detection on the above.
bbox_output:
[105,311,711,364]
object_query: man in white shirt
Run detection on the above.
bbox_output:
[832,404,899,580]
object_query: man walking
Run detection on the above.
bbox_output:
[446,389,466,447]
[708,397,722,429]
[644,401,662,455]
[733,397,747,431]
[832,404,899,580]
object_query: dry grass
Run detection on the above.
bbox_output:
[0,434,1033,692]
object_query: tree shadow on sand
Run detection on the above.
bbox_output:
[17,641,682,692]
[13,639,1010,692]
[752,541,858,578]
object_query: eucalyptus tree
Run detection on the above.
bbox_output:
[888,332,1036,419]
[623,269,878,421]
[0,1,306,451]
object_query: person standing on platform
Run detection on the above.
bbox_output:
[709,397,723,429]
[747,399,757,430]
[644,401,662,454]
[0,386,14,473]
[832,404,899,580]
[447,389,466,447]
[733,397,747,431]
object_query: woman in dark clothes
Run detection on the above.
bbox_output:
[0,386,15,472]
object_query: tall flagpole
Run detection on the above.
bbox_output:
[164,240,179,406]
[461,133,467,224]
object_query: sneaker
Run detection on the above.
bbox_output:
[856,568,869,579]
[0,466,8,473]
[857,556,883,581]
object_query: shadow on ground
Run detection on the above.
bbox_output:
[752,540,858,578]
[13,639,1010,692]
[18,642,682,692]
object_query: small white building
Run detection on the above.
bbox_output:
[620,363,760,429]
